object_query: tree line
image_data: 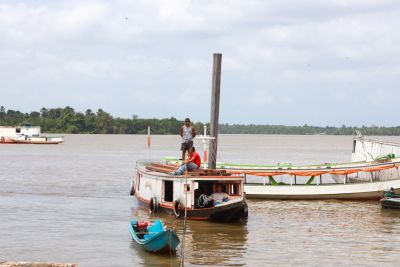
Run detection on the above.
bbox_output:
[1,106,400,135]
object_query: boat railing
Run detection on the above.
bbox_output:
[242,164,400,186]
[354,136,400,148]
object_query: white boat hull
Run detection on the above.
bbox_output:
[244,179,400,200]
[0,125,64,144]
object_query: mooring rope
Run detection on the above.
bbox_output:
[179,160,189,267]
[169,227,173,267]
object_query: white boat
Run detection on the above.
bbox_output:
[223,134,400,200]
[131,162,248,222]
[244,178,400,200]
[0,124,64,144]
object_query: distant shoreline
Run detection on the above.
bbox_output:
[2,106,400,136]
[43,133,399,136]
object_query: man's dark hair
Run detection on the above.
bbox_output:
[191,147,195,152]
[185,118,190,122]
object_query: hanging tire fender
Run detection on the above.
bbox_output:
[129,181,136,196]
[173,200,183,218]
[149,197,159,214]
[0,136,5,142]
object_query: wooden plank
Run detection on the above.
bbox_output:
[146,166,172,173]
[150,163,177,170]
[146,162,231,176]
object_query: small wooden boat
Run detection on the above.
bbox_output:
[129,220,180,253]
[8,137,64,144]
[380,190,400,209]
[132,161,249,222]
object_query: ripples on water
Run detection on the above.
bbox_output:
[1,135,400,266]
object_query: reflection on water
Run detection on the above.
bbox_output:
[185,221,248,266]
[246,200,400,266]
[2,134,400,266]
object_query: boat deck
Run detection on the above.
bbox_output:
[145,163,232,176]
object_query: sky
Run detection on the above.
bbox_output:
[1,0,400,126]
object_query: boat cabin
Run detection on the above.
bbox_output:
[0,124,41,138]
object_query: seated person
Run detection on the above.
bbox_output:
[210,183,230,206]
[172,147,201,175]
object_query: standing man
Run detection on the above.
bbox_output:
[180,118,196,160]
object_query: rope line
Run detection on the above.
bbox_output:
[179,160,189,267]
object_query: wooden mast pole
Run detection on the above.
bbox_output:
[208,53,222,169]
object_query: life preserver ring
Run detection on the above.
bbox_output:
[129,181,136,196]
[173,200,183,218]
[0,136,4,142]
[149,197,159,214]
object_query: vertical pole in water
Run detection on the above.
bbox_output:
[208,53,222,170]
[147,126,151,161]
[203,125,208,168]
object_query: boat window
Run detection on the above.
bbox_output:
[230,184,239,195]
[16,128,21,133]
[184,183,190,192]
[213,183,227,194]
[196,181,214,196]
[137,173,141,190]
[163,180,173,202]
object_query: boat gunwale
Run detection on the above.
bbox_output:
[244,179,400,187]
[223,160,400,172]
[137,168,245,180]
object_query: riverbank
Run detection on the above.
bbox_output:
[0,262,76,267]
[2,106,400,135]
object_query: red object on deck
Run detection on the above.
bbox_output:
[137,221,148,229]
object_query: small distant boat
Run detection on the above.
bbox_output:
[129,220,180,253]
[7,137,64,144]
[380,190,400,209]
[0,124,64,144]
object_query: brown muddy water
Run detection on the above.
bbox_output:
[1,134,400,266]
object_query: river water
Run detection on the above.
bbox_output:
[1,134,400,266]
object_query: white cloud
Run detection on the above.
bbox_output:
[1,0,400,126]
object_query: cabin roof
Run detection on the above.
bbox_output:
[137,162,244,180]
